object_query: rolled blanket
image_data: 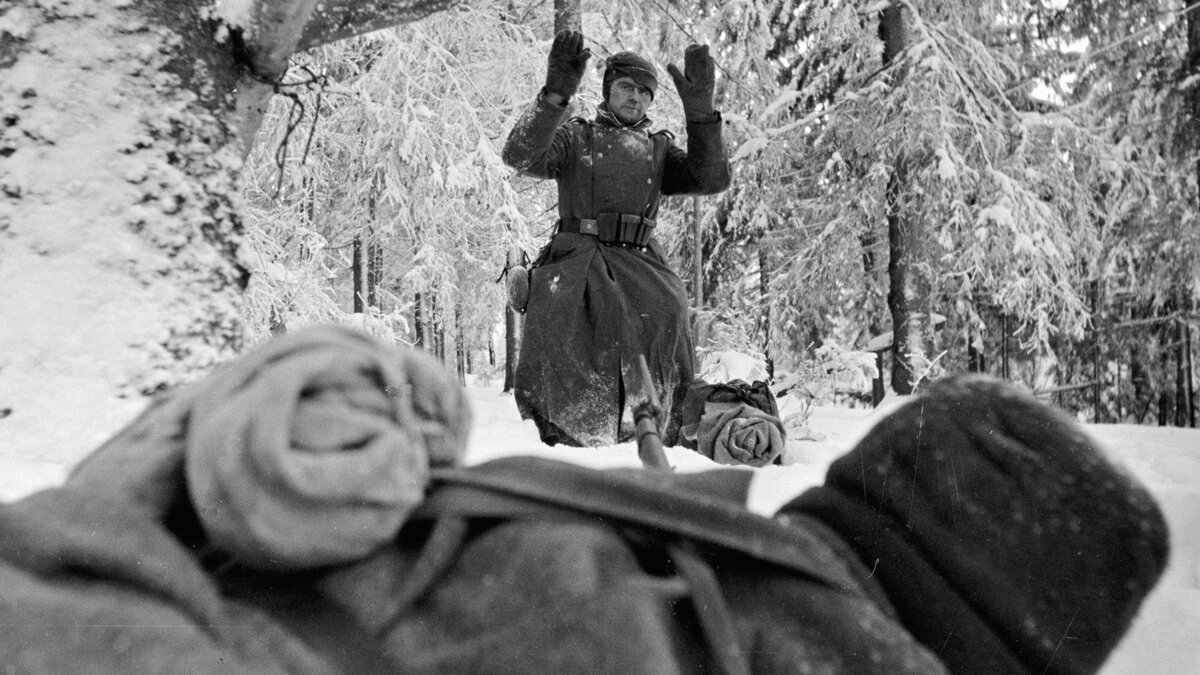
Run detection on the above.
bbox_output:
[185,325,470,571]
[678,379,785,462]
[696,403,786,467]
[70,325,471,572]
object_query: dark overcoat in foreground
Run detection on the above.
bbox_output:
[0,327,1170,674]
[502,94,730,446]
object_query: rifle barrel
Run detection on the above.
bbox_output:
[634,406,670,470]
[633,355,670,471]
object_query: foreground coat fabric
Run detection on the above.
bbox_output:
[0,328,1169,674]
[784,375,1170,674]
[502,94,731,446]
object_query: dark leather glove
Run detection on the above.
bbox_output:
[544,30,591,101]
[666,44,716,122]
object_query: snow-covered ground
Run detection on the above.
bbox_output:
[2,382,1197,673]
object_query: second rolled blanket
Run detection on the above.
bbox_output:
[679,379,786,466]
[697,404,786,467]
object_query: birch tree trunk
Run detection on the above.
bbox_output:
[0,0,459,458]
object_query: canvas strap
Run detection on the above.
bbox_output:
[406,464,753,675]
[420,456,860,592]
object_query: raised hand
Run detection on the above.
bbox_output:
[666,44,716,122]
[545,30,592,101]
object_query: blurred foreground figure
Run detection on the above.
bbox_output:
[0,327,1168,674]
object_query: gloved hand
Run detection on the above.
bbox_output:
[667,44,717,122]
[544,30,591,101]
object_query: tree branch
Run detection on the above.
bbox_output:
[232,0,320,157]
[296,0,465,52]
[250,0,322,76]
[230,0,465,156]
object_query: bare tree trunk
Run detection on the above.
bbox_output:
[503,246,522,393]
[367,239,381,309]
[1158,316,1173,426]
[758,236,774,379]
[414,291,426,350]
[872,351,886,406]
[693,197,704,309]
[430,294,444,362]
[1001,313,1011,380]
[879,3,925,395]
[1187,2,1200,197]
[692,196,705,349]
[352,234,365,314]
[1091,279,1103,423]
[1183,0,1200,426]
[861,215,887,404]
[436,323,446,363]
[1,0,464,456]
[967,330,986,372]
[1131,341,1152,423]
[1177,316,1188,427]
[367,174,383,310]
[1176,292,1192,428]
[455,303,467,386]
[1186,303,1196,428]
[885,160,917,395]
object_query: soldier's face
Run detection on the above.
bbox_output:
[607,76,653,124]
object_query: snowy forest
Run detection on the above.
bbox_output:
[237,0,1199,427]
[2,0,1197,438]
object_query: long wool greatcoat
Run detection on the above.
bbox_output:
[502,93,731,446]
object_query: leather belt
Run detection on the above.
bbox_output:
[558,214,656,247]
